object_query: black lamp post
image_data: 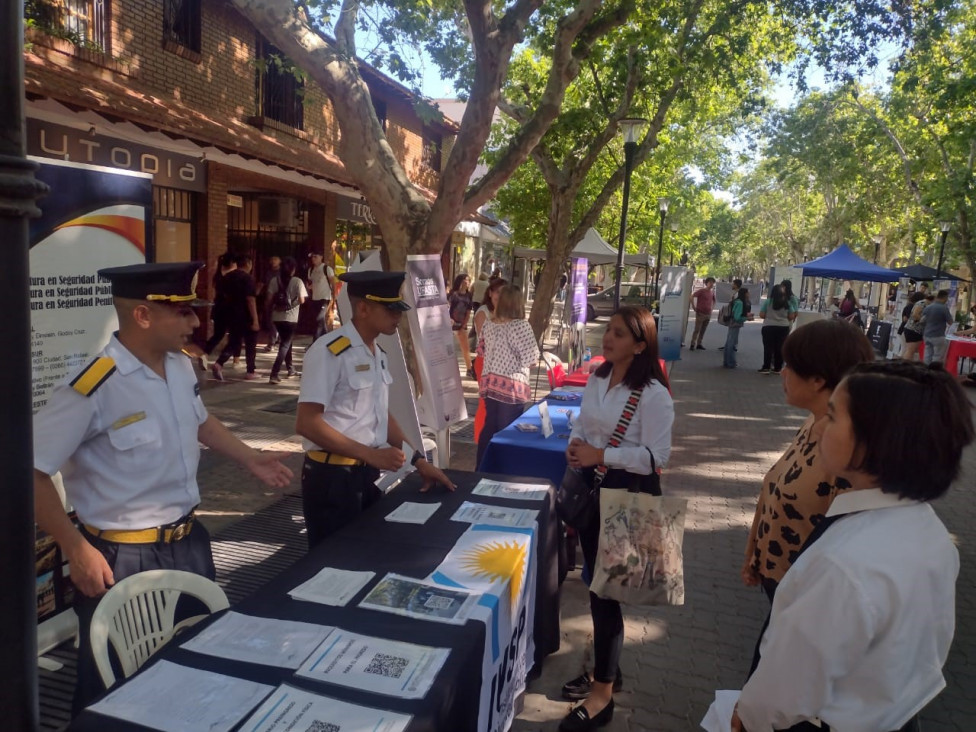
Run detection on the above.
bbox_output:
[669,220,678,266]
[935,221,952,279]
[613,118,646,311]
[653,197,669,310]
[1,2,49,730]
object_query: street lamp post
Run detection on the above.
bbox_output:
[613,118,646,311]
[1,2,49,729]
[653,197,669,311]
[936,221,952,279]
[669,220,678,266]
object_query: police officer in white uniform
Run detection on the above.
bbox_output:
[296,270,455,548]
[32,262,293,713]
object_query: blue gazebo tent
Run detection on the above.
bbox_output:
[796,244,903,282]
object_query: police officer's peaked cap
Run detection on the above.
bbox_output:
[97,261,209,306]
[339,270,411,311]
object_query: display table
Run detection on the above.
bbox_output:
[919,335,976,374]
[69,470,559,732]
[478,401,578,487]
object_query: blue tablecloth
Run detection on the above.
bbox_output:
[478,399,580,487]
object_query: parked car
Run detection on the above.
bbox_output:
[586,282,654,320]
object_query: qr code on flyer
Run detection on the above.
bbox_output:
[424,595,454,610]
[305,722,339,732]
[364,653,409,679]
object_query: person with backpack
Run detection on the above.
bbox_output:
[265,256,307,384]
[722,287,752,368]
[757,284,795,374]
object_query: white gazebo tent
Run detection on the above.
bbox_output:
[512,227,653,269]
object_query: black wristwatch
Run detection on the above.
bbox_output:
[410,450,425,466]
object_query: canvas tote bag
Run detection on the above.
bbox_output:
[590,490,687,606]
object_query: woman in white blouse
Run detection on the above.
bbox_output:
[475,285,539,467]
[734,360,973,732]
[559,306,674,732]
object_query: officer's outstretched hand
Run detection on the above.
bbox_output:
[370,446,406,472]
[416,459,456,493]
[68,539,115,597]
[248,452,294,488]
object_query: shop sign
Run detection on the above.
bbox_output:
[27,118,206,192]
[336,194,378,225]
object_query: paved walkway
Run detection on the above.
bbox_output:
[111,314,975,731]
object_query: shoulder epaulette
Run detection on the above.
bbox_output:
[327,335,352,356]
[70,357,116,397]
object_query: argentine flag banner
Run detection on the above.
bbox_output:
[429,524,538,732]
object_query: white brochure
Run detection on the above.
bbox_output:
[359,573,479,625]
[450,501,539,529]
[471,479,549,501]
[179,611,334,669]
[240,684,411,732]
[88,660,273,732]
[385,501,441,524]
[296,629,450,699]
[537,400,554,438]
[289,567,377,607]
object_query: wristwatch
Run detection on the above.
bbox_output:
[410,450,425,466]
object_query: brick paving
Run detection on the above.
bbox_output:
[54,316,974,730]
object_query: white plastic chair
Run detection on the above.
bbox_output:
[89,569,229,688]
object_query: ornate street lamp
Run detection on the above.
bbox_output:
[935,221,952,279]
[613,118,646,310]
[653,197,669,311]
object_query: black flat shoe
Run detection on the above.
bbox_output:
[560,669,623,700]
[559,698,614,731]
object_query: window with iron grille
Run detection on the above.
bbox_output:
[259,39,304,131]
[25,0,107,50]
[162,0,201,54]
[422,129,442,171]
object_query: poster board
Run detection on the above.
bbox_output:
[562,258,588,371]
[658,266,691,362]
[30,159,151,652]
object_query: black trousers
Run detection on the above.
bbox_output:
[761,325,791,370]
[476,398,526,469]
[270,321,297,376]
[204,311,229,354]
[577,514,623,684]
[217,323,257,372]
[72,523,215,716]
[301,457,381,549]
[778,718,920,732]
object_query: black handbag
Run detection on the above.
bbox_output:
[556,388,645,529]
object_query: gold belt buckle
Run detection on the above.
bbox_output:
[169,519,191,542]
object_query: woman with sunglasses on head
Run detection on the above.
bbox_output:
[734,361,974,732]
[558,306,673,731]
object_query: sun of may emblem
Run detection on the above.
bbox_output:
[459,539,528,609]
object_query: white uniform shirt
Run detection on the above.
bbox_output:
[298,322,393,451]
[309,263,334,301]
[32,335,209,529]
[739,489,958,732]
[569,373,673,473]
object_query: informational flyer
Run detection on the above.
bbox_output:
[296,629,450,699]
[658,266,691,362]
[405,254,467,428]
[240,684,411,732]
[359,573,479,625]
[451,502,539,529]
[288,568,377,607]
[89,660,273,732]
[537,400,554,438]
[384,501,441,524]
[472,479,549,502]
[179,612,333,669]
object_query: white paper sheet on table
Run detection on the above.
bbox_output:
[296,629,450,699]
[359,572,480,625]
[451,501,539,528]
[700,689,740,732]
[88,659,273,732]
[288,567,377,606]
[384,501,441,524]
[240,684,411,732]
[471,479,549,501]
[179,611,334,669]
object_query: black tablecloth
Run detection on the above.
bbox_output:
[69,469,559,732]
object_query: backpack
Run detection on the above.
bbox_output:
[271,277,292,311]
[718,302,732,326]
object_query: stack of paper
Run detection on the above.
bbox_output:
[472,479,549,501]
[179,611,334,669]
[88,660,273,732]
[289,567,376,607]
[240,684,411,732]
[384,501,441,524]
[297,629,450,699]
[451,501,539,528]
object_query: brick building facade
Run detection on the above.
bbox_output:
[22,0,457,329]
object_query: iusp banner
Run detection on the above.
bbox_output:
[429,525,538,732]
